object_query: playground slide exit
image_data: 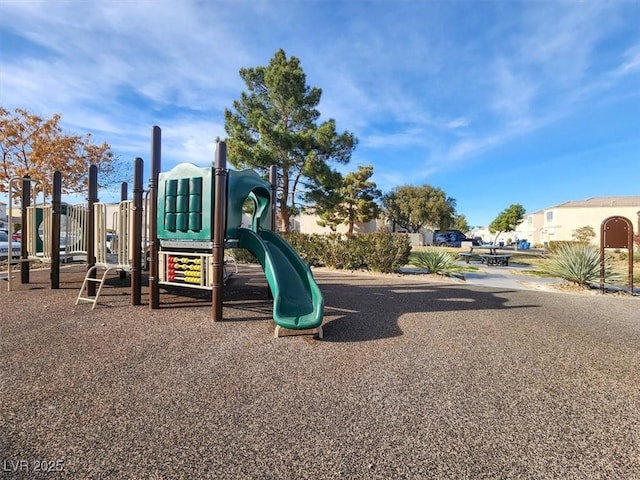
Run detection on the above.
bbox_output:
[237,228,324,331]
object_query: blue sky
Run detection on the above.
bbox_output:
[1,0,639,227]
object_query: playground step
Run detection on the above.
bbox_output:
[76,264,130,310]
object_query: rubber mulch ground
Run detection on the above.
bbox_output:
[1,263,639,479]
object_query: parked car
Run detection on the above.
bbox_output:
[106,232,116,253]
[0,231,22,260]
[433,229,478,247]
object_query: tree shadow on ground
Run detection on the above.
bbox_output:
[314,272,541,343]
[2,264,542,339]
[215,266,542,342]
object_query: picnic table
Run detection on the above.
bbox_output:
[460,244,512,266]
[469,244,499,254]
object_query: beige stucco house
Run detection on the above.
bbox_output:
[515,196,640,248]
[290,212,386,235]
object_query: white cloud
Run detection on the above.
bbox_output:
[160,119,226,168]
[443,117,470,130]
[490,59,537,126]
[362,127,430,149]
[616,45,640,75]
[1,0,638,198]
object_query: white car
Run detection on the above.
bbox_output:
[0,231,22,260]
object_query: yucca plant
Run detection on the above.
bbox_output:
[410,248,464,277]
[540,242,623,287]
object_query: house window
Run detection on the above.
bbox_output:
[528,216,532,225]
[546,211,553,222]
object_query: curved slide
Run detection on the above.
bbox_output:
[237,228,324,332]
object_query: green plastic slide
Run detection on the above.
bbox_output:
[237,228,324,331]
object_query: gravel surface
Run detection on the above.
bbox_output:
[1,263,639,479]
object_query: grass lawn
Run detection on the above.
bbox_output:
[410,246,549,268]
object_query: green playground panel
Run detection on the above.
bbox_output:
[157,163,274,242]
[157,164,212,241]
[226,169,272,238]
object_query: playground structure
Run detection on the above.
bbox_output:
[5,126,324,337]
[148,127,324,337]
[6,163,145,309]
[6,175,91,289]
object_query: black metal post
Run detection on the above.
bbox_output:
[148,126,161,309]
[50,172,62,289]
[120,182,128,202]
[131,158,143,305]
[212,141,228,321]
[21,176,30,284]
[269,165,277,231]
[87,165,98,296]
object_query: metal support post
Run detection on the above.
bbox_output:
[212,141,228,321]
[131,158,143,305]
[148,126,161,309]
[269,165,277,231]
[87,165,98,296]
[50,172,62,289]
[21,177,30,284]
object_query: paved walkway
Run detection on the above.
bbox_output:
[459,263,565,291]
[402,259,640,295]
[401,262,563,291]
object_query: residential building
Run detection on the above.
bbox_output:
[515,196,640,248]
[290,212,386,235]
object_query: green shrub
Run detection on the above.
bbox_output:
[231,231,411,274]
[410,248,463,276]
[547,240,587,253]
[282,232,330,267]
[284,231,410,273]
[337,234,370,270]
[232,248,258,264]
[540,242,623,287]
[361,232,411,273]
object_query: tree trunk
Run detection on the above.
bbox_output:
[280,202,290,232]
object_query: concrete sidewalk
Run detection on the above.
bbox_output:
[403,260,640,295]
[401,262,564,292]
[459,264,566,291]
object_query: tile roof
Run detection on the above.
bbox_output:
[525,196,640,215]
[553,196,640,208]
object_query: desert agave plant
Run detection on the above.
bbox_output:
[540,242,623,287]
[410,248,463,277]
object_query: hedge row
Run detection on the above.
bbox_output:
[233,231,412,274]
